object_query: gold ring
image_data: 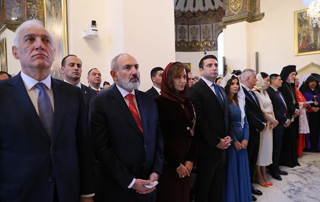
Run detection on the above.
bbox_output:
[182,175,185,178]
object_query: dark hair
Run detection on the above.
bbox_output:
[150,67,163,79]
[167,62,187,91]
[199,55,218,69]
[215,77,221,83]
[260,72,269,79]
[61,54,78,67]
[0,71,12,78]
[103,81,110,86]
[269,74,280,82]
[88,68,98,77]
[224,75,239,104]
[231,70,242,76]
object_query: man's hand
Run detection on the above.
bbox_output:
[149,172,159,182]
[217,137,231,150]
[312,107,320,112]
[284,119,291,128]
[260,122,267,132]
[80,197,94,202]
[131,179,155,194]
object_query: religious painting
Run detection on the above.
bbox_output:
[44,0,68,79]
[295,9,320,56]
[183,63,192,73]
[0,38,8,72]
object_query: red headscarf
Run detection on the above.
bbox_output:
[161,62,189,104]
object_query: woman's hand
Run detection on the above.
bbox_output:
[234,141,241,151]
[240,140,248,149]
[176,163,190,178]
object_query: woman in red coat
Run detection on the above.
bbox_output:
[155,62,197,202]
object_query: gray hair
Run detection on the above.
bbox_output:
[241,69,255,82]
[111,53,131,71]
[13,20,55,47]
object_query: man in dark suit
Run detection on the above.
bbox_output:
[278,65,300,167]
[89,53,164,202]
[241,69,267,201]
[60,54,96,108]
[267,74,291,181]
[145,67,163,98]
[0,20,94,202]
[188,55,233,202]
[87,68,103,94]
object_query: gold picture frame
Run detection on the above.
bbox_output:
[44,0,68,79]
[295,9,320,56]
[0,38,7,72]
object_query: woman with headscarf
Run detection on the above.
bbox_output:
[294,77,311,156]
[155,62,197,202]
[300,75,320,152]
[252,72,278,187]
[220,74,252,202]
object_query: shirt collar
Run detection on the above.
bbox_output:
[153,85,161,94]
[21,71,51,90]
[201,77,214,87]
[116,84,135,98]
[64,79,81,88]
[241,83,251,91]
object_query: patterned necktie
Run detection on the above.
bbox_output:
[212,84,223,108]
[277,91,288,116]
[125,94,143,133]
[36,83,53,138]
[249,90,259,106]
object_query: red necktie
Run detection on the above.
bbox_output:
[97,90,100,94]
[277,91,288,116]
[125,94,143,133]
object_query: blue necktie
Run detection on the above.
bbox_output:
[36,83,53,138]
[213,84,223,108]
[249,90,259,106]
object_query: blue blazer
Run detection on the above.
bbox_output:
[0,73,95,202]
[89,84,164,202]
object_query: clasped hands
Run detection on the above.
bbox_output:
[131,172,158,194]
[234,139,248,151]
[216,136,232,150]
[176,161,193,178]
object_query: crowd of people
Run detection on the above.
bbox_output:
[1,19,320,202]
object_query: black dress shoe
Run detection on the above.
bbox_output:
[278,170,288,175]
[252,195,257,201]
[251,186,262,195]
[271,172,282,181]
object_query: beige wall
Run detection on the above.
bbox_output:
[68,0,175,91]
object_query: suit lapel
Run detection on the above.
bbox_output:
[111,85,143,136]
[7,73,51,143]
[51,79,67,145]
[242,86,260,108]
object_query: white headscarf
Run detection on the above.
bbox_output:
[253,73,266,92]
[220,74,246,128]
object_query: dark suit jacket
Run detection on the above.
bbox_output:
[242,86,266,138]
[266,87,289,125]
[81,84,96,108]
[146,86,159,99]
[188,79,234,157]
[89,84,164,202]
[0,73,95,202]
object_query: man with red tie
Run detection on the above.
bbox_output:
[89,53,164,202]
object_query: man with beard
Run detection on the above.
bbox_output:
[89,53,164,202]
[60,54,96,108]
[278,65,300,167]
[300,75,320,152]
[188,55,233,202]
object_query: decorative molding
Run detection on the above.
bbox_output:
[222,12,264,26]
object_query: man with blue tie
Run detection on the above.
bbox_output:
[0,20,95,202]
[89,53,164,202]
[188,55,233,202]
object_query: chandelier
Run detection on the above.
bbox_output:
[307,0,320,27]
